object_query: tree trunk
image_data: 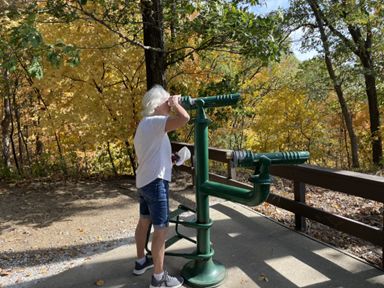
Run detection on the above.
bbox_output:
[54,131,67,176]
[36,132,44,156]
[22,123,32,167]
[140,0,166,89]
[333,81,359,168]
[1,69,12,169]
[307,0,382,166]
[359,53,382,166]
[347,20,383,166]
[9,93,21,175]
[12,83,24,173]
[169,0,177,42]
[107,141,118,176]
[125,140,136,176]
[308,0,360,168]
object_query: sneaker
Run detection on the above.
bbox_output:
[133,256,154,275]
[150,271,184,288]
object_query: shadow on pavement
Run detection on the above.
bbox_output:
[13,202,384,288]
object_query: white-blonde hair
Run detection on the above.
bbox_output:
[141,85,170,117]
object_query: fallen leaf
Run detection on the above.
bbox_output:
[331,203,340,209]
[0,270,11,277]
[95,279,105,286]
[258,273,269,282]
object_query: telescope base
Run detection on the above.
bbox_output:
[181,259,226,288]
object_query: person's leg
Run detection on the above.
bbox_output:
[133,187,154,276]
[150,179,169,274]
[135,217,152,259]
[133,216,154,276]
[136,188,152,260]
[151,227,167,274]
[146,179,183,287]
[150,229,183,288]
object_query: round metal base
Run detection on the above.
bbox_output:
[181,259,226,288]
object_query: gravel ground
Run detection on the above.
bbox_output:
[0,235,135,288]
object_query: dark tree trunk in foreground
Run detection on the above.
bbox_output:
[141,0,166,89]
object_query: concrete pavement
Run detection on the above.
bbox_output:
[17,202,384,288]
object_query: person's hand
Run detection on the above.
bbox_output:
[171,153,180,164]
[168,95,181,107]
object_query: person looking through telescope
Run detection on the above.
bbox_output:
[133,84,190,288]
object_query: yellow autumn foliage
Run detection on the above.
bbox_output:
[28,11,146,175]
[1,1,381,178]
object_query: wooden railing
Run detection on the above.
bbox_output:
[171,142,384,268]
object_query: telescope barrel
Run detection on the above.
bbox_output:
[180,93,240,110]
[233,150,310,168]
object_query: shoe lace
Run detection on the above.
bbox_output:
[163,270,178,282]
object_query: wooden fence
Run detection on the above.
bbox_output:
[171,142,384,268]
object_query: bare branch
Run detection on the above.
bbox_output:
[307,0,358,55]
[67,2,163,53]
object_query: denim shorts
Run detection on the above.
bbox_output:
[138,178,169,229]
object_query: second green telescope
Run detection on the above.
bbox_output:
[180,93,240,109]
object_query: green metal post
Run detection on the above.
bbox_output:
[164,93,309,287]
[195,101,210,255]
[181,100,226,287]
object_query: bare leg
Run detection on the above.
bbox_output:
[135,218,152,259]
[151,228,168,274]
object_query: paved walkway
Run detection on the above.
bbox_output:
[19,202,384,288]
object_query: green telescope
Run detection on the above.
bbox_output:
[144,91,310,288]
[233,150,310,169]
[180,93,240,109]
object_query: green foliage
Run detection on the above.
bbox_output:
[29,154,51,178]
[295,58,332,101]
[0,163,15,180]
[1,7,80,79]
[89,144,133,176]
[28,56,44,79]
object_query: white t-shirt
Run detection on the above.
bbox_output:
[134,115,172,188]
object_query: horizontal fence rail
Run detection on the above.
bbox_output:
[171,142,384,267]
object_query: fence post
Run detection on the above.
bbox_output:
[294,181,306,231]
[227,160,236,180]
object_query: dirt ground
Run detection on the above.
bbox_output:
[0,171,382,287]
[0,172,198,287]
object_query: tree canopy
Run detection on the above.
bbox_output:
[0,0,383,179]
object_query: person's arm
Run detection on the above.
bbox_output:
[165,95,190,132]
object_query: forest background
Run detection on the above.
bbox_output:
[1,0,384,180]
